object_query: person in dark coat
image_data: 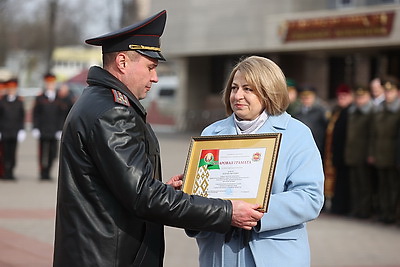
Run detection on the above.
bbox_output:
[345,86,374,218]
[369,77,400,224]
[56,83,75,124]
[0,80,6,178]
[324,84,353,214]
[293,85,328,155]
[52,10,263,267]
[32,73,64,180]
[0,78,25,180]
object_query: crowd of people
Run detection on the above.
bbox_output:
[287,77,400,225]
[0,73,75,181]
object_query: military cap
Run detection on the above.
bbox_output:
[5,78,18,88]
[353,85,369,96]
[298,85,316,96]
[286,78,297,91]
[381,76,399,91]
[43,72,56,82]
[85,10,167,61]
[335,84,351,96]
[286,78,296,88]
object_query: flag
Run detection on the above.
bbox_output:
[198,149,220,169]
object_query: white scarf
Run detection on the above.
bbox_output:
[234,111,268,134]
[46,90,56,101]
[7,95,16,102]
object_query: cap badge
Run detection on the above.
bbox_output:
[129,44,161,51]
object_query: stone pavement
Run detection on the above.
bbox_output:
[0,131,399,267]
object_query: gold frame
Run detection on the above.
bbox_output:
[182,133,281,212]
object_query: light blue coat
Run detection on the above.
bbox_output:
[186,112,324,267]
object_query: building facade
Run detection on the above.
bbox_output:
[52,46,102,82]
[149,0,400,131]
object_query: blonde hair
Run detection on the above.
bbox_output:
[222,56,289,116]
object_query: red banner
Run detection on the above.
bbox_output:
[281,11,395,42]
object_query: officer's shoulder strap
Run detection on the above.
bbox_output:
[111,89,130,107]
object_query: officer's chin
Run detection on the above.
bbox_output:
[139,93,147,100]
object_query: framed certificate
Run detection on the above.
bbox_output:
[182,133,281,212]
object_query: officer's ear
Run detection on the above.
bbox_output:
[116,52,128,71]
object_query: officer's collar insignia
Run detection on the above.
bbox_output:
[111,89,130,107]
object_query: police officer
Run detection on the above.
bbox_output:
[0,78,25,180]
[32,73,63,180]
[53,10,262,267]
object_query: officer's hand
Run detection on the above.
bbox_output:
[32,128,40,139]
[17,130,26,143]
[166,174,183,190]
[230,200,264,230]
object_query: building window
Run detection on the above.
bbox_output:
[366,0,400,5]
[335,0,355,8]
[381,0,400,3]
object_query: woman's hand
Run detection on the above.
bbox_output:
[166,174,183,190]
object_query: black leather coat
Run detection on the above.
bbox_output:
[53,66,232,267]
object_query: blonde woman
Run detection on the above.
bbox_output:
[187,56,324,267]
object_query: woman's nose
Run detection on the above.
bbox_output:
[234,88,244,99]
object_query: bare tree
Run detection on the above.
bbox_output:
[54,2,82,46]
[119,0,139,27]
[45,0,58,73]
[0,0,132,80]
[0,0,9,66]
